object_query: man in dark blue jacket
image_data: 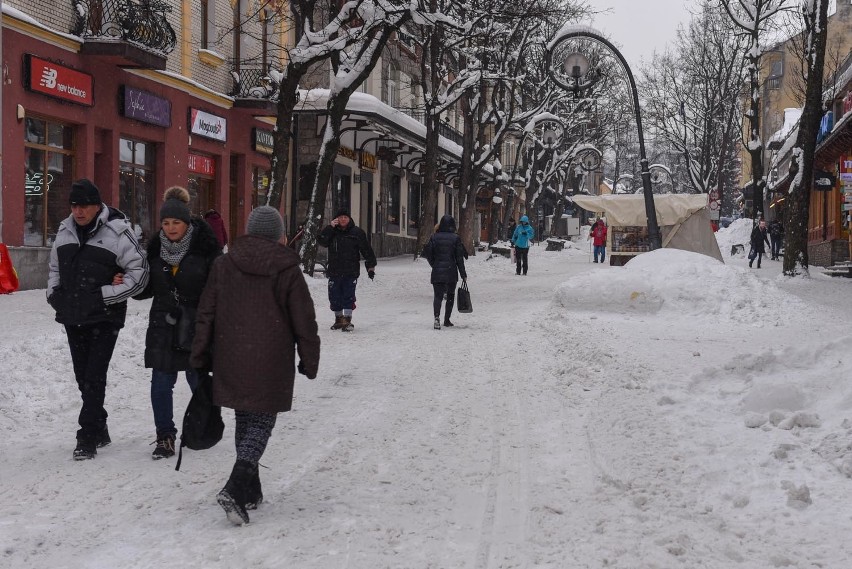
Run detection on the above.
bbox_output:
[317,208,377,332]
[47,179,149,460]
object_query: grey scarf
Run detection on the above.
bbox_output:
[159,224,195,267]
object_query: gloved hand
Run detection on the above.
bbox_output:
[368,269,375,280]
[298,361,316,380]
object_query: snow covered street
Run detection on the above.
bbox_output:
[3,235,852,568]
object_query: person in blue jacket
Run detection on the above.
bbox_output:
[511,215,535,275]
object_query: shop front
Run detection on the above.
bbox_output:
[2,21,281,289]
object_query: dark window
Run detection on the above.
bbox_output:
[387,173,401,232]
[201,0,209,49]
[24,117,74,247]
[408,177,422,236]
[119,138,156,244]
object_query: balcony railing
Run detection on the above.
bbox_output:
[397,108,464,146]
[71,0,177,55]
[230,66,280,99]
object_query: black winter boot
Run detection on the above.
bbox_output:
[217,460,257,525]
[245,469,263,510]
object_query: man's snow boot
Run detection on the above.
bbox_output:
[434,317,441,330]
[96,426,111,448]
[341,316,354,332]
[443,319,454,327]
[217,460,257,525]
[331,314,346,330]
[73,440,96,461]
[152,434,176,460]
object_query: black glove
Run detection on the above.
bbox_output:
[298,361,306,375]
[368,270,375,280]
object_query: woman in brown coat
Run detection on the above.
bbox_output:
[190,205,320,525]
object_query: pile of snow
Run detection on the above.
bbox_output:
[715,217,753,257]
[553,248,801,324]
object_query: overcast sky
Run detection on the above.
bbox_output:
[589,0,693,72]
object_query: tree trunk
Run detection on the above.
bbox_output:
[267,67,307,210]
[457,97,478,254]
[415,13,442,257]
[783,0,829,276]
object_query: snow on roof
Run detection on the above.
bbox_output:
[296,90,463,157]
[768,108,802,145]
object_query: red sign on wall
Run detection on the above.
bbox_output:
[24,54,94,106]
[188,153,216,176]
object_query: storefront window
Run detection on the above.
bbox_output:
[333,166,351,217]
[187,153,216,215]
[252,166,270,208]
[119,138,156,243]
[408,177,422,236]
[387,173,401,232]
[24,118,74,247]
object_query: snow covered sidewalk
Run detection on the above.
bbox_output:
[2,241,852,568]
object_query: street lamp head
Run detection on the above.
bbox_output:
[543,129,558,146]
[563,52,590,79]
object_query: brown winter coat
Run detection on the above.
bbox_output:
[190,235,320,413]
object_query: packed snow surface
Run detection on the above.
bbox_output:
[2,233,852,568]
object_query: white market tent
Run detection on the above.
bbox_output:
[571,194,724,262]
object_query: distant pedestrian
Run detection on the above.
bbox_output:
[190,205,321,526]
[511,215,535,275]
[749,218,770,268]
[590,218,608,264]
[135,187,221,460]
[203,209,228,249]
[423,214,468,330]
[47,178,149,460]
[505,218,516,242]
[768,218,784,260]
[317,208,377,331]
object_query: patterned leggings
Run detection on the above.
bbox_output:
[234,410,277,465]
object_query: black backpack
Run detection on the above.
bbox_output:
[175,370,224,471]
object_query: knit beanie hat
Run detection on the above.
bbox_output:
[69,178,102,205]
[335,207,351,218]
[160,186,192,224]
[247,206,284,241]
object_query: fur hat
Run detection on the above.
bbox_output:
[160,186,192,224]
[247,206,284,241]
[69,179,102,206]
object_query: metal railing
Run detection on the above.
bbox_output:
[71,0,176,55]
[397,108,464,146]
[230,66,279,99]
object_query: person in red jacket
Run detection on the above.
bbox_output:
[590,218,608,263]
[203,209,228,249]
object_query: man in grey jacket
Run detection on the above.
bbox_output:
[47,179,149,460]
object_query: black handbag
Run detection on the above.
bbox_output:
[457,281,473,313]
[175,370,224,471]
[168,305,197,352]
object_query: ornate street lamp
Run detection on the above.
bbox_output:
[546,25,662,250]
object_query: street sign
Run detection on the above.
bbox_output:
[843,203,852,211]
[814,170,836,191]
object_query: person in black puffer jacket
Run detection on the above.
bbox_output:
[134,186,222,459]
[423,214,468,329]
[317,208,377,332]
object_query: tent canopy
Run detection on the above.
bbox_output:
[571,194,723,262]
[571,194,709,227]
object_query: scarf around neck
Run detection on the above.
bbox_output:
[159,224,195,267]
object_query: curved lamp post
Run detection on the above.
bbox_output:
[546,26,662,250]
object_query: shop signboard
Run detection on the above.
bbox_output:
[813,170,836,191]
[841,156,852,185]
[121,86,171,127]
[188,153,216,176]
[253,128,274,155]
[360,151,378,172]
[189,108,227,142]
[24,54,93,106]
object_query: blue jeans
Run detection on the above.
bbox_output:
[594,245,606,263]
[151,368,198,436]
